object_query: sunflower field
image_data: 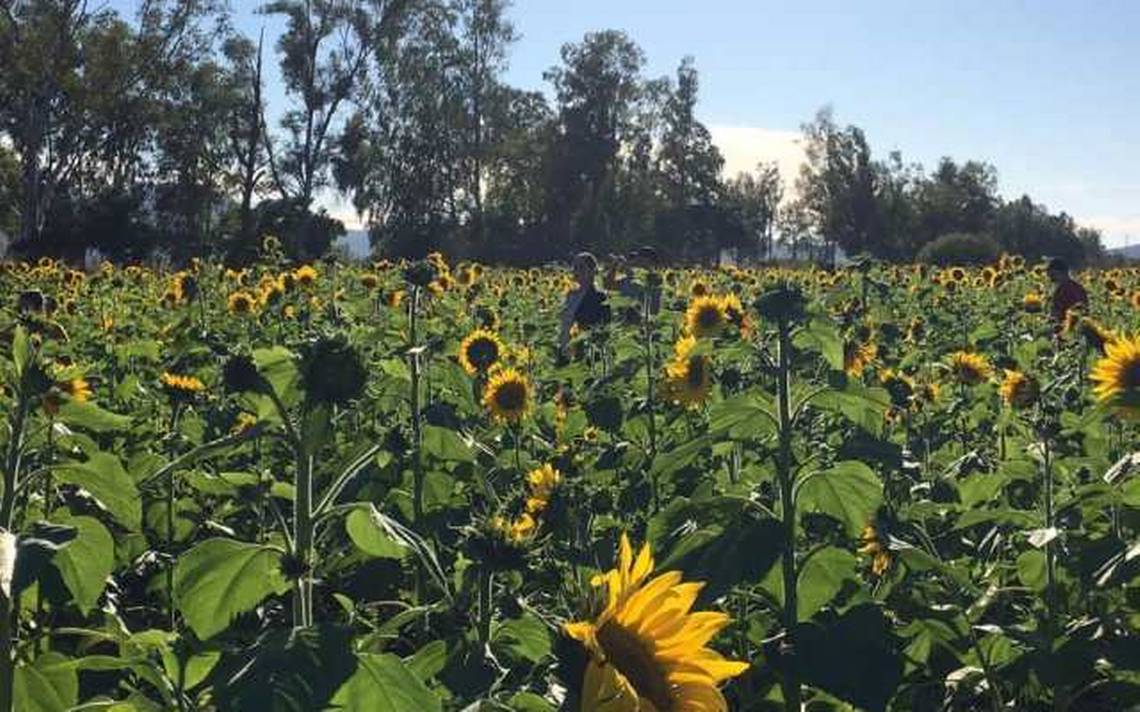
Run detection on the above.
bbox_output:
[1,246,1139,712]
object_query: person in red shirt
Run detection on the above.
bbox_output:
[1046,257,1088,330]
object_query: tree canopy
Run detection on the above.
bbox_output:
[0,0,1105,265]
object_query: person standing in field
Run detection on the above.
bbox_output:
[559,252,611,356]
[1046,257,1088,331]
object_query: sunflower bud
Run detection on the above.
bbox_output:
[223,353,266,394]
[301,336,366,406]
[754,283,806,324]
[403,260,437,288]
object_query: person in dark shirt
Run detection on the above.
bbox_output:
[1046,257,1088,331]
[559,252,611,354]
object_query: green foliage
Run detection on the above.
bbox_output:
[173,539,289,640]
[917,231,1002,265]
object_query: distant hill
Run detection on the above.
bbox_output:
[1108,243,1140,260]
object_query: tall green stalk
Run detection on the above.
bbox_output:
[0,392,31,712]
[641,289,659,510]
[408,286,424,527]
[774,321,801,712]
[292,449,315,628]
[165,404,183,631]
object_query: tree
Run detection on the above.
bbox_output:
[0,144,18,239]
[480,87,554,261]
[544,30,651,253]
[222,32,271,260]
[455,0,516,248]
[726,162,782,261]
[911,157,998,249]
[990,195,1096,265]
[795,107,880,258]
[0,0,92,248]
[336,0,469,257]
[777,200,813,262]
[658,57,723,209]
[263,0,408,256]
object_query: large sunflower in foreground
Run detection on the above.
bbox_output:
[458,328,505,376]
[1090,334,1140,417]
[564,534,748,711]
[684,295,726,338]
[946,351,993,386]
[482,367,532,423]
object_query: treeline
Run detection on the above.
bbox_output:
[0,1,1104,265]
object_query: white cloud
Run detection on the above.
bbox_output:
[708,125,805,188]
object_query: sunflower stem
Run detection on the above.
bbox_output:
[292,447,314,629]
[478,566,494,647]
[642,289,659,511]
[775,320,801,712]
[1042,433,1057,647]
[166,403,183,632]
[408,285,427,611]
[0,391,30,712]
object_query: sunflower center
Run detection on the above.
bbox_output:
[467,339,499,369]
[494,381,527,411]
[597,620,673,711]
[686,357,706,388]
[1122,360,1140,390]
[696,306,721,330]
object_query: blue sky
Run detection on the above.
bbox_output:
[110,0,1139,246]
[501,0,1139,247]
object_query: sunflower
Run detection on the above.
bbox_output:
[684,295,726,338]
[720,293,752,337]
[490,513,537,543]
[858,522,891,577]
[662,336,712,409]
[227,290,258,315]
[905,317,925,344]
[879,369,915,409]
[999,369,1038,409]
[231,411,259,435]
[689,281,709,297]
[458,328,505,376]
[483,367,532,423]
[1130,291,1140,310]
[525,463,561,514]
[360,273,380,290]
[527,463,560,499]
[294,265,318,288]
[844,340,878,377]
[44,373,92,415]
[60,377,91,403]
[946,351,992,385]
[384,289,405,309]
[160,372,206,396]
[430,273,455,296]
[564,533,748,712]
[1090,334,1140,417]
[1022,292,1043,313]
